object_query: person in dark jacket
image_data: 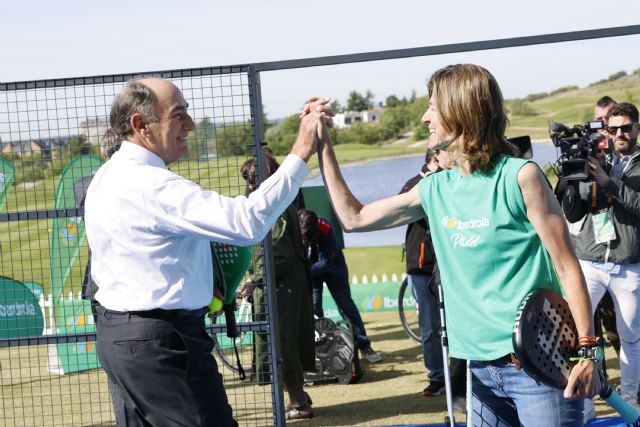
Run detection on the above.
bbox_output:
[298,209,382,363]
[400,148,444,396]
[400,150,444,397]
[402,144,467,410]
[239,156,316,420]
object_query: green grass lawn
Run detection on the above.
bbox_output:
[344,245,405,281]
[0,311,622,426]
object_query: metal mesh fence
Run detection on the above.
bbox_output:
[2,24,640,427]
[0,67,279,426]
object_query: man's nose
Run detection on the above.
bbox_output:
[186,114,196,130]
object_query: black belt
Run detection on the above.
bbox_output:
[96,305,209,319]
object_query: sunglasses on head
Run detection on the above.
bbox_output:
[606,123,634,134]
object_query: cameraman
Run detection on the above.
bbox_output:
[594,96,617,123]
[566,102,640,414]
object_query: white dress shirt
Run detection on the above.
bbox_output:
[84,141,309,311]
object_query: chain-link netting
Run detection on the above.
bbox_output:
[0,67,279,426]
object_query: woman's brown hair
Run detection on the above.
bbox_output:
[427,64,513,172]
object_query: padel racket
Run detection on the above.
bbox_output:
[513,289,640,426]
[210,243,252,380]
[210,243,252,305]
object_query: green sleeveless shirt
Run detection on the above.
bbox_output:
[418,156,561,360]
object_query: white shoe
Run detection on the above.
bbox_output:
[583,398,596,424]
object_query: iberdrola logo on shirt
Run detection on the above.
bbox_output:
[440,216,489,230]
[440,215,490,248]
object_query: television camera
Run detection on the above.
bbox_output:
[550,120,612,181]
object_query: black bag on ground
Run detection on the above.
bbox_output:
[304,317,363,385]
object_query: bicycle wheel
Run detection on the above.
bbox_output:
[212,299,254,375]
[398,277,421,343]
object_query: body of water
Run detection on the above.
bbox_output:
[303,142,559,247]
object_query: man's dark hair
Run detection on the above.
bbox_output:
[240,158,255,183]
[240,152,281,194]
[596,96,617,108]
[607,102,639,123]
[298,209,320,243]
[110,80,159,140]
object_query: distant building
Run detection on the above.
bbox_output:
[79,117,109,146]
[332,108,383,129]
[1,140,45,157]
[1,138,67,160]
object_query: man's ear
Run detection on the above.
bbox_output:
[130,113,147,135]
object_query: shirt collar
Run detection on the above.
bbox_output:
[118,140,168,169]
[611,154,629,167]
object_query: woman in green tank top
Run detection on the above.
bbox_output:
[311,64,599,426]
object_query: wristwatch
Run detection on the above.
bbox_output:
[576,344,604,363]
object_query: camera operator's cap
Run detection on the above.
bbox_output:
[432,140,452,151]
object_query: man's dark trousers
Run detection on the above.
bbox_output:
[95,307,236,426]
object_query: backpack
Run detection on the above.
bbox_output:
[404,219,436,274]
[400,173,435,275]
[304,317,363,385]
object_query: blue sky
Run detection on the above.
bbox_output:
[2,0,639,118]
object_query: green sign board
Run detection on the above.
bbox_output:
[48,155,104,375]
[0,157,16,211]
[50,299,100,374]
[50,155,104,301]
[0,276,44,338]
[320,280,409,321]
[22,281,45,300]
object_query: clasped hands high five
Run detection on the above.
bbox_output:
[290,97,334,162]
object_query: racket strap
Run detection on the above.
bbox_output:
[233,341,246,381]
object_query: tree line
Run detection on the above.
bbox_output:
[181,89,431,157]
[266,90,428,155]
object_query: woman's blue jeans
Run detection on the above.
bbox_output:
[470,358,584,426]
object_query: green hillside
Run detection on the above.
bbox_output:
[506,69,640,140]
[266,69,640,151]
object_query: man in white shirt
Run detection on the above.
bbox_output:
[85,78,328,426]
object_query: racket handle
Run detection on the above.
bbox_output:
[224,304,238,339]
[600,385,640,426]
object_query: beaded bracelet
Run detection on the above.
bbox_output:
[578,336,598,345]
